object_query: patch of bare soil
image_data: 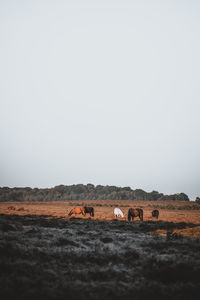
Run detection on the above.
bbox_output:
[0,213,200,300]
[0,200,199,238]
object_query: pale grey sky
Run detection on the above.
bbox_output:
[0,0,200,200]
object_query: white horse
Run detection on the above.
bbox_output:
[114,208,124,218]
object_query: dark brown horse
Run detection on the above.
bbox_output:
[128,208,143,222]
[68,207,85,216]
[84,206,94,217]
[152,209,159,219]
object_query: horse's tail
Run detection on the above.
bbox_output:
[128,209,131,222]
[139,209,143,221]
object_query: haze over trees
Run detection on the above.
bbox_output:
[0,184,190,202]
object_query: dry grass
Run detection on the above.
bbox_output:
[0,200,199,238]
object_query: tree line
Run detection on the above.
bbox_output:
[0,184,191,202]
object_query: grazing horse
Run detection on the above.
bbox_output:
[84,206,94,217]
[114,208,124,218]
[152,209,159,219]
[68,207,85,216]
[128,208,143,222]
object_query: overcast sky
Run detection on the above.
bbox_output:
[0,0,200,200]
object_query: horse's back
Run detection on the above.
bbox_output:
[128,208,138,216]
[68,207,85,216]
[75,207,83,213]
[84,206,94,216]
[84,206,93,212]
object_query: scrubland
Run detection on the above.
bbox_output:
[0,200,200,299]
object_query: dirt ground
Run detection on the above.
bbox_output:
[0,201,200,300]
[0,200,200,238]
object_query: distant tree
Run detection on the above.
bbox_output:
[196,197,200,204]
[150,191,163,201]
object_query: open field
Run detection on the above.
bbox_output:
[1,200,200,238]
[0,201,200,299]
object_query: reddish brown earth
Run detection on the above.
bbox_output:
[1,200,200,238]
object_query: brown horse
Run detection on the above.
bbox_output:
[128,208,143,222]
[68,207,85,216]
[152,209,159,219]
[84,207,94,217]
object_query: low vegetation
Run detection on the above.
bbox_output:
[0,214,200,300]
[149,204,200,210]
[68,202,130,207]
